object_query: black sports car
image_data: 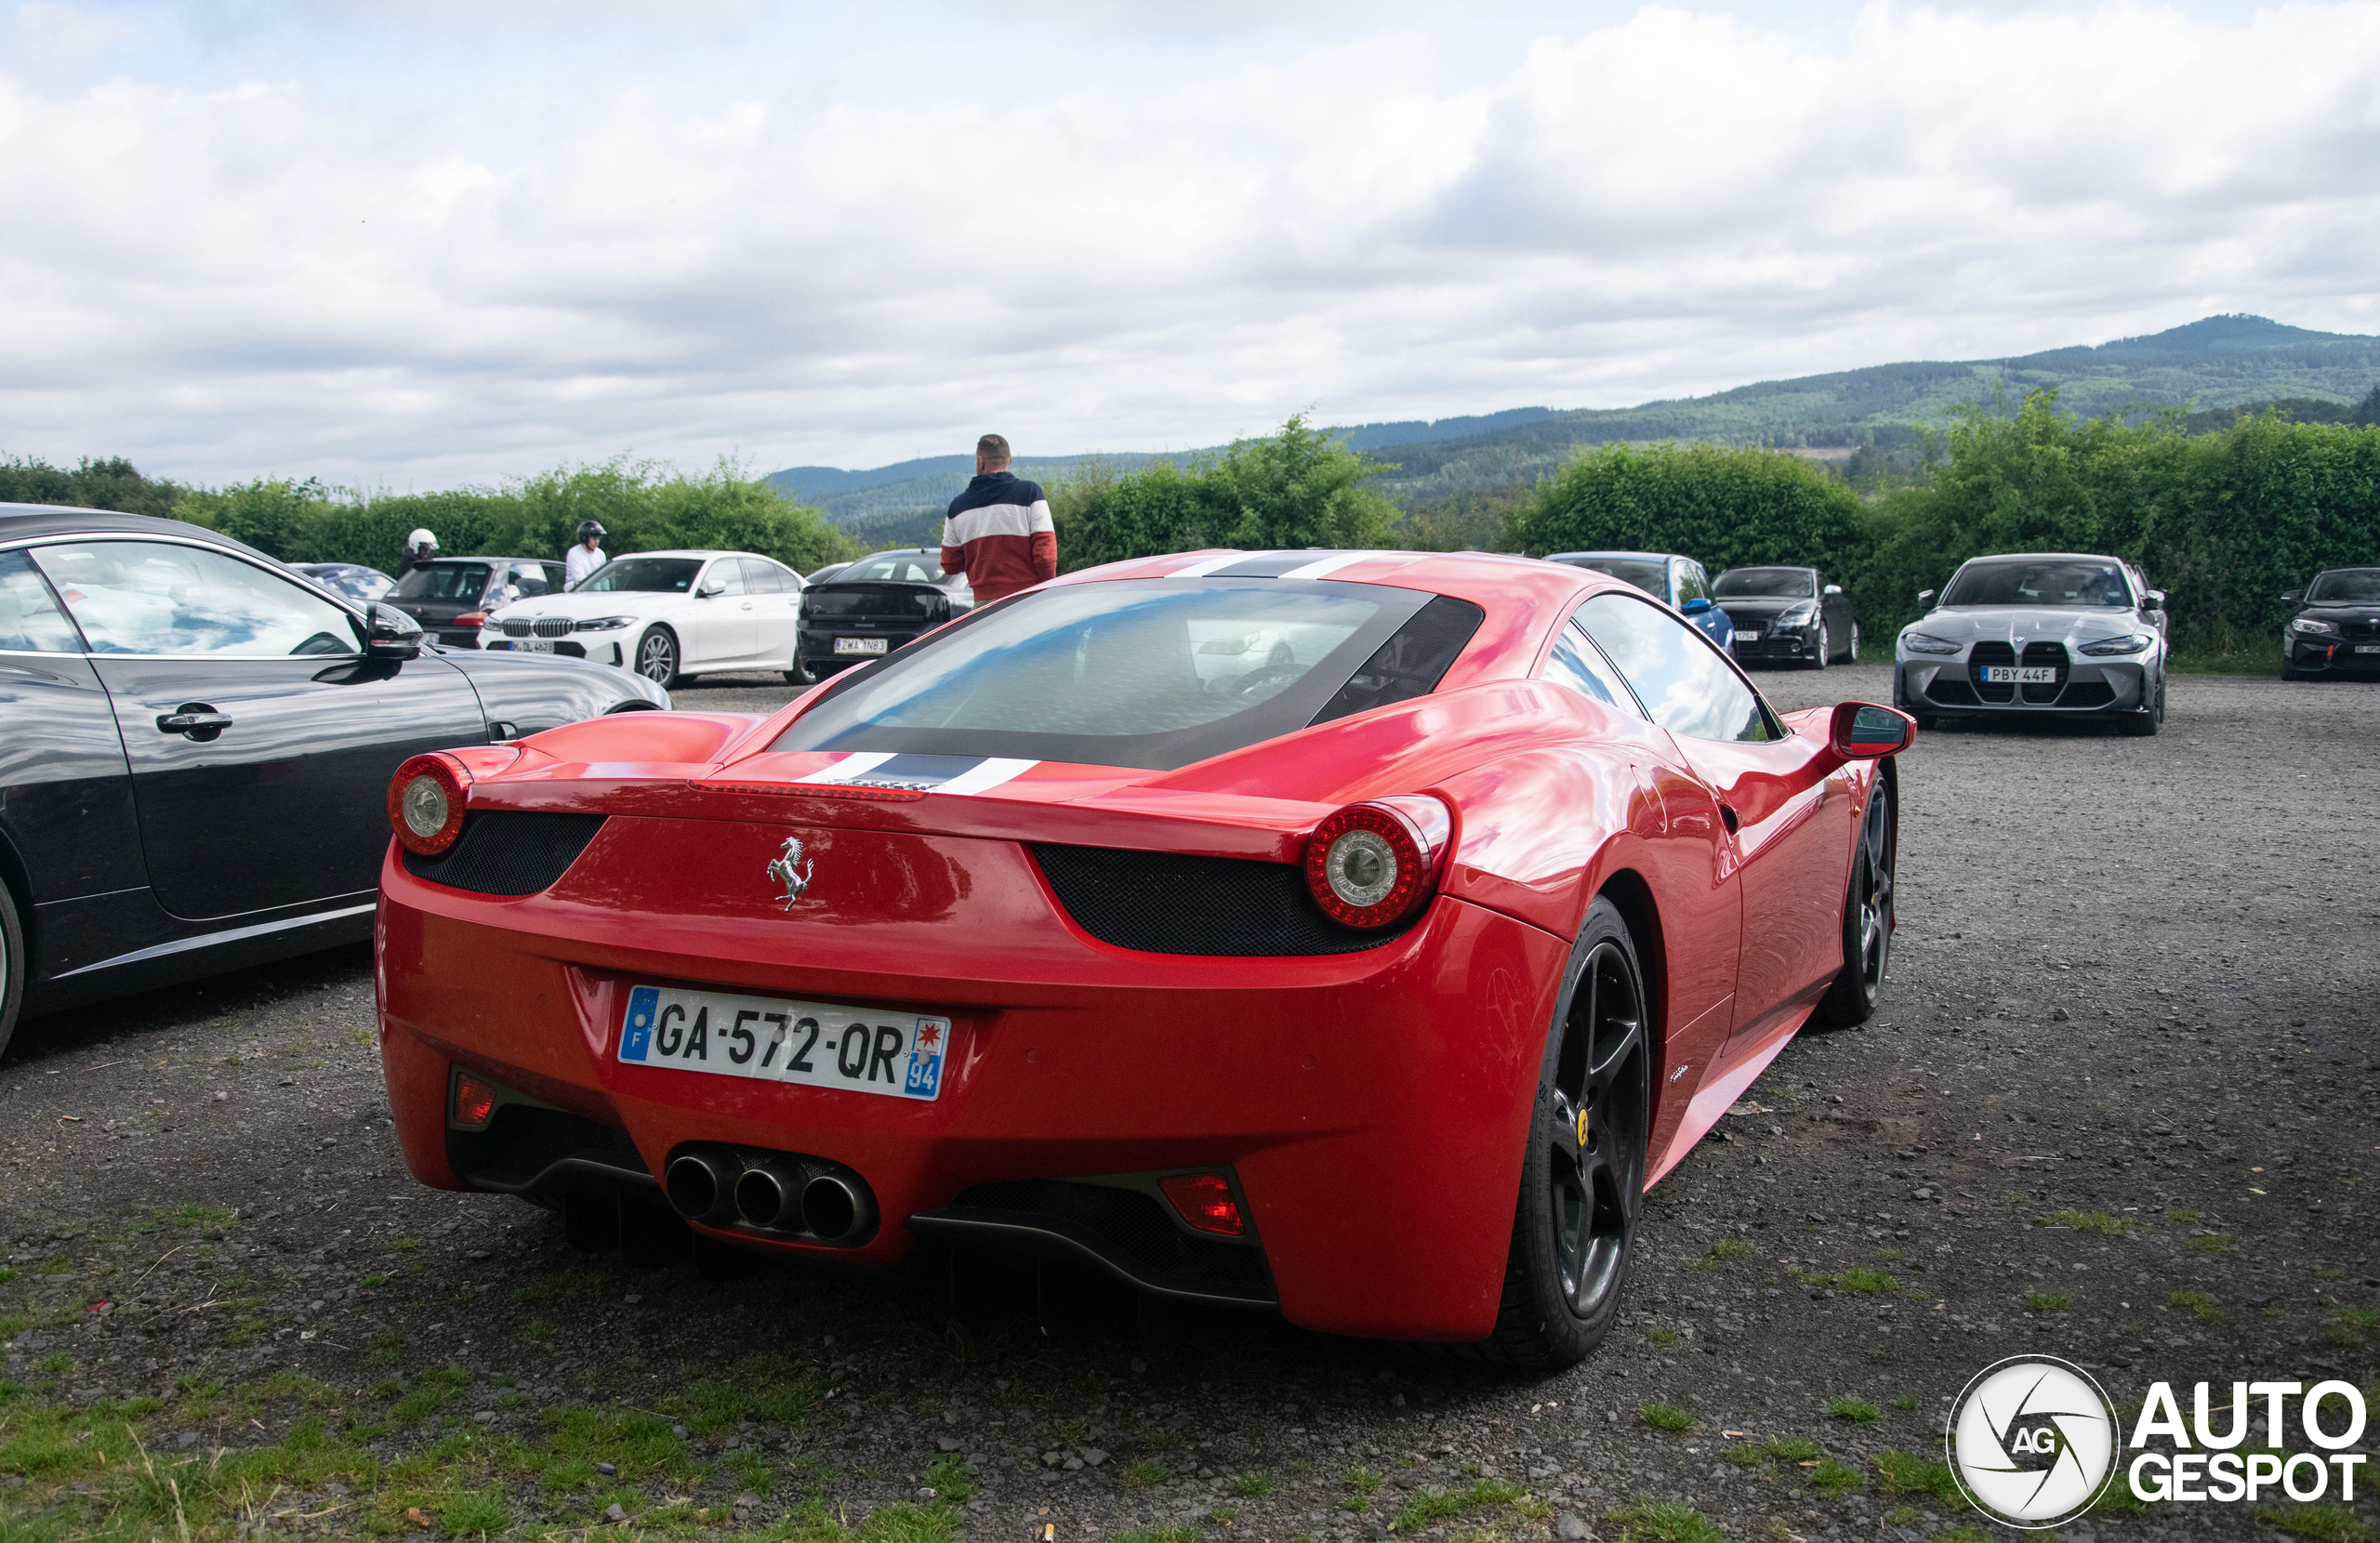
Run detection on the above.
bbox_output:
[387,556,568,648]
[0,506,668,1057]
[1713,565,1859,667]
[2281,567,2380,679]
[791,547,975,684]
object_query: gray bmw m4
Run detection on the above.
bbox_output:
[1893,552,2168,736]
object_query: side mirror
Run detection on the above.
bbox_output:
[1681,596,1713,615]
[1916,588,1936,608]
[1826,701,1914,761]
[696,579,726,598]
[1822,584,1843,596]
[2281,590,2303,605]
[362,602,424,660]
[2143,589,2166,611]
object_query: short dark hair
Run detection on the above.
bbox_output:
[976,434,1012,463]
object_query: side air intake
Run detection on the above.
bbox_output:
[401,811,606,896]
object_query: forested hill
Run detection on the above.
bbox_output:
[767,314,2380,536]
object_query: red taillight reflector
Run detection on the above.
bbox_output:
[454,612,487,627]
[1302,798,1448,930]
[388,752,470,856]
[1158,1173,1245,1236]
[450,1071,497,1129]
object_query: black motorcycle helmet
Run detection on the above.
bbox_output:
[575,520,606,544]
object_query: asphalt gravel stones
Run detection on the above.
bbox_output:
[1,665,2374,1542]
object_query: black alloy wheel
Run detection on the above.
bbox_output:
[635,626,681,690]
[0,879,24,1060]
[1818,778,1896,1026]
[1471,897,1650,1367]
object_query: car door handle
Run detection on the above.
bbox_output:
[157,706,234,739]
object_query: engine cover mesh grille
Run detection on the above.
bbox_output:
[1029,843,1414,956]
[402,811,607,897]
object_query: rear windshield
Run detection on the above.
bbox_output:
[1944,560,2131,609]
[840,553,947,583]
[576,557,702,594]
[1714,567,1814,599]
[391,562,490,601]
[2307,569,2380,604]
[1552,557,1667,597]
[772,579,1478,771]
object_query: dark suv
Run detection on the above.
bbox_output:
[793,547,975,684]
[2281,567,2380,679]
[388,557,566,648]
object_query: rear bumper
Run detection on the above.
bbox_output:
[796,624,927,668]
[376,843,1567,1341]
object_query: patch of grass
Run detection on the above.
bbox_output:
[1055,1418,1090,1444]
[1763,1437,1823,1463]
[1120,1460,1168,1490]
[861,1500,956,1543]
[2329,1300,2380,1346]
[365,1331,403,1368]
[1697,1238,1752,1269]
[1808,1458,1864,1498]
[1393,1479,1527,1531]
[1210,1506,1239,1525]
[924,1453,974,1506]
[1144,1426,1185,1453]
[2172,1289,2224,1325]
[386,1237,418,1252]
[2258,1504,2377,1540]
[1116,1529,1201,1543]
[1235,1470,1273,1497]
[2026,1291,2073,1312]
[1884,1504,1923,1526]
[1872,1449,1960,1504]
[1338,1464,1383,1511]
[1648,1326,1679,1348]
[1890,1395,1919,1410]
[1640,1403,1697,1432]
[523,1316,555,1344]
[1604,1499,1726,1542]
[509,1276,569,1307]
[441,1488,509,1537]
[1838,1268,1897,1295]
[1825,1397,1882,1426]
[2189,1233,2235,1253]
[2041,1209,2130,1236]
[2165,1207,2200,1224]
[170,1206,238,1229]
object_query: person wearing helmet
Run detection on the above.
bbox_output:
[398,528,439,579]
[565,521,608,588]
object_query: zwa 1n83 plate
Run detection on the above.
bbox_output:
[617,985,947,1101]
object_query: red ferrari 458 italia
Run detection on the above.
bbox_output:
[377,549,1910,1367]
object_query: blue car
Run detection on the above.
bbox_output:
[1544,550,1736,651]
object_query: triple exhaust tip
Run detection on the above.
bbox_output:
[664,1149,876,1244]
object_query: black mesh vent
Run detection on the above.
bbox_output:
[2061,679,2115,707]
[1969,641,2016,702]
[1030,844,1412,956]
[954,1180,1271,1296]
[450,1104,639,1191]
[2021,641,2069,704]
[1925,676,1980,706]
[403,811,606,896]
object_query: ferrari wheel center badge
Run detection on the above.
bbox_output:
[767,836,814,910]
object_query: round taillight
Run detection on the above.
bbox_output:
[388,753,469,856]
[1304,802,1438,930]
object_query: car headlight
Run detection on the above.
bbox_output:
[1777,602,1818,627]
[1901,632,1963,655]
[2078,633,2153,656]
[573,615,636,632]
[2291,616,2340,637]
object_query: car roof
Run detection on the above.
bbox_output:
[0,502,255,547]
[1544,550,1679,563]
[416,555,560,565]
[1717,562,1816,573]
[1952,551,2124,565]
[600,548,784,562]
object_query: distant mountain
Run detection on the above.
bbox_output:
[767,315,2380,527]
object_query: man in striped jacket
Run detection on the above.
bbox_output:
[941,434,1057,604]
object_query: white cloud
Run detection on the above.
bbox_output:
[3,0,2378,486]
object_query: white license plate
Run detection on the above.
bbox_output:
[2356,644,2380,654]
[506,639,555,653]
[617,984,947,1101]
[1980,666,2058,684]
[1735,631,1762,642]
[834,637,890,655]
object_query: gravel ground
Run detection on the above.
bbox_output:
[3,664,2375,1543]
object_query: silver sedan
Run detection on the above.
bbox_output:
[1893,551,2168,736]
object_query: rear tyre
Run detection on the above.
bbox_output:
[1818,779,1895,1027]
[634,626,681,691]
[785,655,819,687]
[1469,898,1650,1368]
[0,878,23,1062]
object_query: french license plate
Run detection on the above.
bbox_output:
[1735,630,1762,642]
[1980,666,2057,684]
[834,637,890,655]
[618,985,947,1100]
[2356,644,2380,654]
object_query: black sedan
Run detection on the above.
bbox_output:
[0,505,668,1057]
[1713,565,1858,668]
[386,556,568,648]
[792,547,975,684]
[2281,567,2380,679]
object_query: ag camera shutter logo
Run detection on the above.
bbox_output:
[1948,1356,2121,1528]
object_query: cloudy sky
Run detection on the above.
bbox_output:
[5,0,2378,487]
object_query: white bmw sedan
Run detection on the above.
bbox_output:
[479,549,806,688]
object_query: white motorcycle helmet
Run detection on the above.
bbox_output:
[406,528,439,557]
